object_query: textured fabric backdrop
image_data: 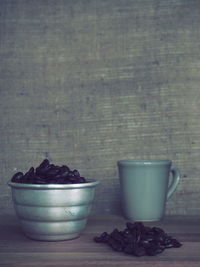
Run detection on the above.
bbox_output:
[1,0,200,215]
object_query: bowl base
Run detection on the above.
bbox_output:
[24,232,80,241]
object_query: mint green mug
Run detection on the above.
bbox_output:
[117,160,181,221]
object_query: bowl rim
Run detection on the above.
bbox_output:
[8,179,99,189]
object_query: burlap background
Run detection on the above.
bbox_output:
[1,0,200,215]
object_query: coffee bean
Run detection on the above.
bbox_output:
[94,221,182,257]
[23,167,34,182]
[133,245,146,257]
[73,169,80,178]
[11,172,24,183]
[171,238,182,248]
[59,165,70,175]
[10,160,87,184]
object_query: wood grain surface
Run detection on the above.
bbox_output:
[1,0,200,215]
[0,214,200,266]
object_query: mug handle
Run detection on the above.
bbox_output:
[167,166,181,199]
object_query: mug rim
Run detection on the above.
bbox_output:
[117,159,172,166]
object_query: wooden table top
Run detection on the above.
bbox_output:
[0,214,200,266]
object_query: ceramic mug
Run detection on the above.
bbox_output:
[117,160,181,221]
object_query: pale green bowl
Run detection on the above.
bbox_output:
[8,180,99,241]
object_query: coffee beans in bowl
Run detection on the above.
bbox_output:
[8,159,99,241]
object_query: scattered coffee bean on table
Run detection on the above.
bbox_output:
[11,159,87,184]
[94,221,182,256]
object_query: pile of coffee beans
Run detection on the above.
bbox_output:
[94,221,182,256]
[11,159,87,184]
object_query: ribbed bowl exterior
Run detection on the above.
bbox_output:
[8,180,99,241]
